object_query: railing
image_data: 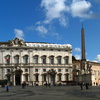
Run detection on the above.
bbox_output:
[0,63,72,67]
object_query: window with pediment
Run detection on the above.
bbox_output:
[49,56,54,64]
[23,55,28,64]
[42,55,46,64]
[14,55,19,64]
[35,74,39,81]
[43,74,46,81]
[57,56,62,64]
[5,55,10,64]
[64,56,69,64]
[58,74,62,81]
[33,55,38,64]
[65,73,69,81]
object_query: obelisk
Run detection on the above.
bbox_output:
[81,26,86,61]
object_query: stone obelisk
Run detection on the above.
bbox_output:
[81,26,86,71]
[81,26,86,61]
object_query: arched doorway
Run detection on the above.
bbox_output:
[47,69,57,85]
[14,69,23,85]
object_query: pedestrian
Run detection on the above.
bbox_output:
[85,83,89,89]
[48,83,51,88]
[80,82,83,90]
[45,82,47,87]
[22,82,26,89]
[6,84,10,92]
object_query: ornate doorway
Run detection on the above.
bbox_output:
[15,74,21,85]
[47,69,57,85]
[14,69,23,85]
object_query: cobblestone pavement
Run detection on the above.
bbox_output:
[0,85,100,100]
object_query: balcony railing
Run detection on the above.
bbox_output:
[0,63,72,67]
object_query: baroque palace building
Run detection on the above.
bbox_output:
[0,37,72,86]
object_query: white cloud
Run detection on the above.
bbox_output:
[41,0,68,26]
[51,32,61,40]
[26,26,35,31]
[14,29,24,40]
[75,54,81,59]
[95,55,100,62]
[69,0,92,18]
[36,25,48,35]
[74,48,81,52]
[40,0,100,28]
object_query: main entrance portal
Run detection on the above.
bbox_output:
[15,74,21,85]
[14,69,23,85]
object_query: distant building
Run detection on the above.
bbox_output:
[0,37,73,86]
[73,60,100,86]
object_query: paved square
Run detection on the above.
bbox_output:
[0,85,100,100]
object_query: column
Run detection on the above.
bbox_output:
[39,74,42,86]
[13,73,15,86]
[62,74,65,81]
[20,49,23,64]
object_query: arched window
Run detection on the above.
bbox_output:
[49,56,54,64]
[57,56,61,64]
[64,56,69,64]
[33,55,38,64]
[5,55,10,64]
[14,55,19,64]
[23,55,28,64]
[42,55,46,64]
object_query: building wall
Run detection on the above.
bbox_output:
[73,60,100,86]
[0,38,72,86]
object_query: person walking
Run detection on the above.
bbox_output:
[6,84,10,92]
[80,82,83,90]
[85,83,89,89]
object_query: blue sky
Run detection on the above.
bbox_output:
[0,0,100,62]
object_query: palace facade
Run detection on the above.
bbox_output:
[0,38,72,86]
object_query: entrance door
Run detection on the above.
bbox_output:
[51,75,55,85]
[15,74,21,85]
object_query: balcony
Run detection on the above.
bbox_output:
[0,63,72,67]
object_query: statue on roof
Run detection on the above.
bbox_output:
[9,37,25,46]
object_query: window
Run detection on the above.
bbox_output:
[64,56,69,64]
[58,74,62,81]
[14,55,19,64]
[43,75,46,81]
[65,74,69,81]
[23,55,28,64]
[33,55,38,64]
[25,75,28,82]
[49,56,54,64]
[58,49,61,51]
[58,69,61,72]
[35,69,38,72]
[7,76,10,82]
[25,69,28,72]
[35,74,39,81]
[94,70,96,76]
[43,69,46,72]
[7,69,10,73]
[5,55,10,64]
[42,55,46,64]
[57,56,61,64]
[65,69,68,72]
